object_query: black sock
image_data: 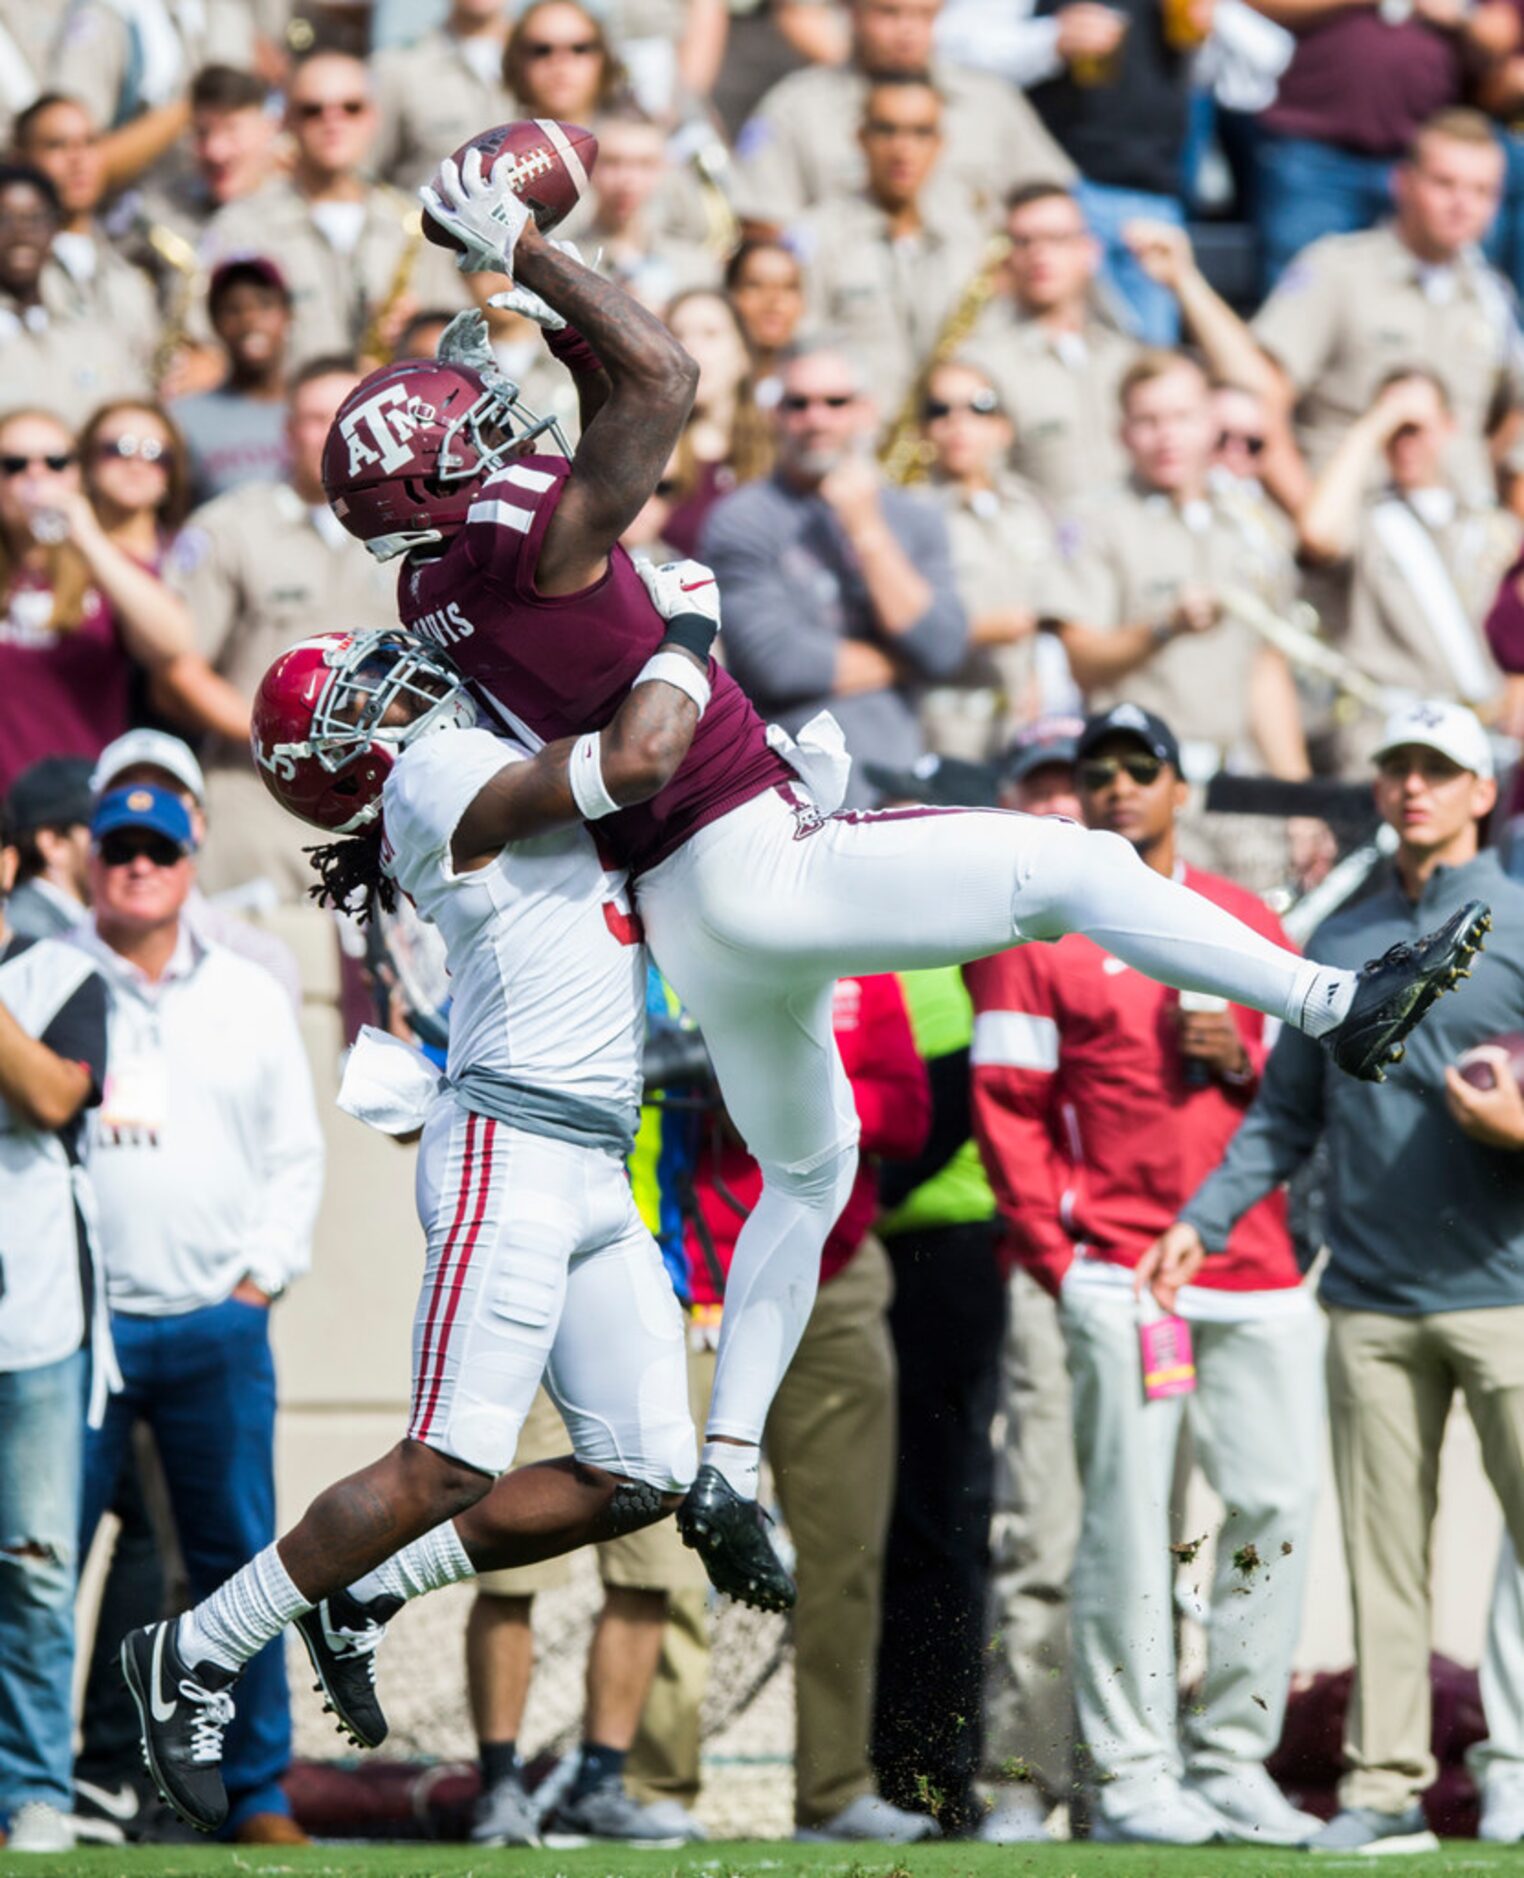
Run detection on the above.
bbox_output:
[480,1739,518,1788]
[572,1740,627,1797]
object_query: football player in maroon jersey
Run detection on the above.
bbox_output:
[321,148,1490,1614]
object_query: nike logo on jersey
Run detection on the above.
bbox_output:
[150,1626,177,1723]
[412,600,476,646]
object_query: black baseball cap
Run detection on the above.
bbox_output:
[6,756,95,836]
[1076,704,1181,771]
[862,752,1000,808]
[1000,714,1083,784]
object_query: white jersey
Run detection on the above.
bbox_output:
[380,727,646,1148]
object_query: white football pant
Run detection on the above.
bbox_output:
[637,786,1329,1448]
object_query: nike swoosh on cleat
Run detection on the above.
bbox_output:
[149,1628,177,1724]
[74,1780,141,1823]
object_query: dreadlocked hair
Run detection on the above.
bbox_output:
[305,826,398,925]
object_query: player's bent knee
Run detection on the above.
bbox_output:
[395,1436,494,1517]
[760,1133,860,1216]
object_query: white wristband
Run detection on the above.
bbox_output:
[635,650,711,718]
[569,731,620,821]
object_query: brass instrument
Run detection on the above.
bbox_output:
[879,233,1011,486]
[359,207,424,367]
[142,219,203,389]
[1216,582,1394,717]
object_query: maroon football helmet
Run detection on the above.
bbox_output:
[322,356,564,561]
[251,630,477,832]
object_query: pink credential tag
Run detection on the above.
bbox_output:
[1140,1313,1196,1400]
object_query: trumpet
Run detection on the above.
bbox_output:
[1216,582,1395,717]
[360,207,423,367]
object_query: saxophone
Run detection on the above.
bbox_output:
[141,219,203,388]
[879,232,1011,486]
[359,206,424,367]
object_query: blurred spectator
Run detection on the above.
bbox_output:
[661,288,772,553]
[132,65,280,253]
[371,0,514,193]
[12,94,162,389]
[0,164,145,428]
[1060,351,1309,826]
[1298,369,1522,770]
[724,237,806,383]
[0,813,109,1857]
[505,1,627,123]
[788,76,989,419]
[684,973,935,1843]
[45,0,255,190]
[1021,0,1204,342]
[701,343,968,806]
[79,399,191,571]
[201,51,466,373]
[158,358,399,900]
[579,107,717,309]
[3,758,93,941]
[970,703,1322,1849]
[76,782,323,1847]
[1210,374,1307,518]
[730,0,1074,233]
[0,1,45,148]
[603,0,729,122]
[171,258,292,502]
[1251,110,1517,504]
[1253,0,1512,287]
[1152,698,1524,1854]
[0,405,192,796]
[915,356,1081,759]
[971,181,1139,508]
[394,308,458,361]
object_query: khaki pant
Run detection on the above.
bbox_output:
[981,1267,1082,1802]
[1327,1302,1524,1813]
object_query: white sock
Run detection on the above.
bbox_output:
[178,1544,311,1674]
[701,1440,761,1499]
[1289,961,1357,1039]
[347,1518,475,1607]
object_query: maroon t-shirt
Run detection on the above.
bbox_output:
[1261,15,1461,157]
[399,454,790,874]
[0,572,131,794]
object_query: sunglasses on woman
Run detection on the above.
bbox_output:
[924,390,1002,421]
[1078,753,1165,791]
[0,452,74,475]
[95,434,166,464]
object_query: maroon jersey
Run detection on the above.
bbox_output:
[400,454,789,873]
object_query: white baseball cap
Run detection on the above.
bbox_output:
[1370,699,1494,780]
[90,729,207,804]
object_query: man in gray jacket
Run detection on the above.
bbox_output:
[1140,699,1524,1857]
[700,343,968,806]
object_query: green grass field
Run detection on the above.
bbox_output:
[10,1843,1524,1878]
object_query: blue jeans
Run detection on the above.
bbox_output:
[1484,130,1524,301]
[1254,132,1394,294]
[81,1297,290,1831]
[0,1349,88,1821]
[1074,179,1185,345]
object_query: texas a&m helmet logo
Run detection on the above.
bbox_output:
[338,385,439,477]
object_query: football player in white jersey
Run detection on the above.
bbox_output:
[122,566,720,1837]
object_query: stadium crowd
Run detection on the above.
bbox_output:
[6,0,1524,1856]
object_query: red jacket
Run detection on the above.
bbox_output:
[965,865,1300,1298]
[685,974,930,1304]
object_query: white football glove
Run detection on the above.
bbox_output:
[419,145,532,276]
[434,307,497,372]
[636,558,722,628]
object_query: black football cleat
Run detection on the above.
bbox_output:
[676,1465,796,1613]
[1323,900,1490,1083]
[120,1621,237,1834]
[294,1586,401,1752]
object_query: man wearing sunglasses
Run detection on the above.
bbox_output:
[967,702,1322,1848]
[370,0,514,194]
[200,50,466,373]
[73,782,323,1847]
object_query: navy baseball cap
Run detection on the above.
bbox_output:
[91,785,195,853]
[7,755,94,834]
[1076,704,1182,771]
[1000,714,1084,784]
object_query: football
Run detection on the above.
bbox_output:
[422,119,598,252]
[1455,1031,1524,1091]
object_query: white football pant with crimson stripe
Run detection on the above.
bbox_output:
[408,1099,696,1486]
[638,784,1352,1450]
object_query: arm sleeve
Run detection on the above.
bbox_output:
[381,728,527,893]
[162,511,242,666]
[1249,245,1340,393]
[699,500,841,705]
[240,978,326,1297]
[886,502,971,679]
[38,971,109,1107]
[730,88,810,226]
[848,976,932,1161]
[965,950,1076,1294]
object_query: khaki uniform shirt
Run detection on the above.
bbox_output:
[1062,477,1298,770]
[371,29,513,194]
[201,180,469,372]
[1252,225,1524,502]
[163,482,399,898]
[49,0,253,129]
[732,61,1074,231]
[969,306,1137,512]
[790,188,991,418]
[0,0,49,145]
[44,240,162,381]
[0,295,146,429]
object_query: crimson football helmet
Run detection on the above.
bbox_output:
[322,357,565,562]
[251,630,478,832]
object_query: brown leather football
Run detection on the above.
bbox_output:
[422,119,598,251]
